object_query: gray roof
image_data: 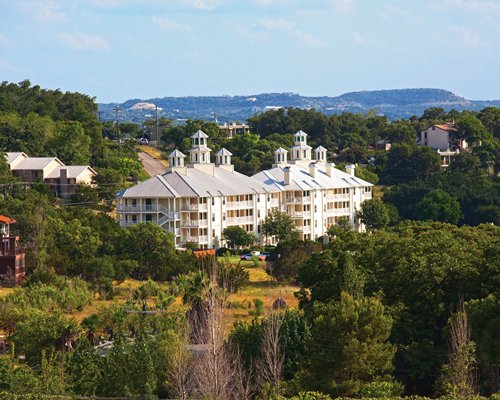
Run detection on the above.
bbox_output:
[294,130,308,137]
[191,130,209,139]
[118,165,281,199]
[216,148,232,156]
[252,164,372,192]
[314,145,327,152]
[274,147,288,154]
[45,165,96,179]
[10,157,64,171]
[6,152,28,165]
[169,149,185,157]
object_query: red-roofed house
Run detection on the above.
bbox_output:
[419,122,468,167]
[0,215,26,285]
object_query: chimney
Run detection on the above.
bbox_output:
[309,162,316,178]
[345,164,356,176]
[326,162,335,177]
[284,166,291,186]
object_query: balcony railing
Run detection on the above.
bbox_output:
[119,205,159,212]
[181,203,208,211]
[226,200,253,210]
[325,208,350,216]
[181,219,209,228]
[326,194,350,202]
[226,216,254,225]
[289,211,311,218]
[296,225,311,233]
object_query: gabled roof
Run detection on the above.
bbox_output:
[294,130,308,137]
[274,147,288,154]
[433,123,457,132]
[168,149,186,158]
[118,174,181,198]
[10,157,64,171]
[191,130,209,139]
[216,148,232,156]
[314,145,327,152]
[6,152,28,165]
[252,163,372,192]
[45,165,97,179]
[0,215,16,224]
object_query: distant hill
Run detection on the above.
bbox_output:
[98,88,500,123]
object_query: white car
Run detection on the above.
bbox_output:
[138,138,149,145]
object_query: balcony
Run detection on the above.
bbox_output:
[268,198,279,207]
[119,204,159,212]
[181,203,208,212]
[289,211,311,218]
[226,200,253,210]
[226,216,254,225]
[181,219,209,228]
[296,225,311,233]
[326,208,350,216]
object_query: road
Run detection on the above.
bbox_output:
[138,151,167,177]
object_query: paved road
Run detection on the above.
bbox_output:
[138,152,167,177]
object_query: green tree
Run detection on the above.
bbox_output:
[300,292,396,396]
[358,199,390,231]
[222,226,254,251]
[416,189,462,225]
[262,210,296,242]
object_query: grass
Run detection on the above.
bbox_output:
[140,145,169,166]
[67,261,298,328]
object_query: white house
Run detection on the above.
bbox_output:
[116,130,373,248]
[419,123,467,167]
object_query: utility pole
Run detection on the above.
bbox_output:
[155,104,159,148]
[96,110,103,123]
[114,106,121,153]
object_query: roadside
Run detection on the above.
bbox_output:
[138,148,168,176]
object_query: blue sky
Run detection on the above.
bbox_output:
[1,0,499,103]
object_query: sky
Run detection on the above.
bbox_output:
[0,0,499,103]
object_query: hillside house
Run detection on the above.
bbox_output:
[0,215,25,285]
[218,123,250,138]
[5,152,96,198]
[419,123,467,167]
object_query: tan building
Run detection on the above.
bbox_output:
[5,152,96,198]
[419,123,467,167]
[218,123,251,138]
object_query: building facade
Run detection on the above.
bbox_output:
[6,152,96,198]
[419,123,467,167]
[0,215,26,285]
[116,130,373,248]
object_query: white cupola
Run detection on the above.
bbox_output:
[168,149,185,167]
[274,147,288,164]
[291,130,312,161]
[189,130,211,164]
[215,148,233,165]
[314,145,327,162]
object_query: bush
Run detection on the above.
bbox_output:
[360,380,404,398]
[249,298,265,316]
[216,247,231,257]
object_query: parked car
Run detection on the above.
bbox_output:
[138,138,149,145]
[240,253,266,261]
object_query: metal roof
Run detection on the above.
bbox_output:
[274,147,288,154]
[5,152,28,165]
[45,166,96,179]
[215,148,232,156]
[252,164,373,191]
[168,149,185,157]
[191,130,209,138]
[294,130,308,137]
[10,157,64,171]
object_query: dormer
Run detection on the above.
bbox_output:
[291,130,312,161]
[215,148,232,165]
[314,145,327,162]
[168,149,185,167]
[189,130,211,164]
[274,147,288,164]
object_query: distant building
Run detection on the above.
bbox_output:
[0,215,25,285]
[218,123,250,138]
[116,130,373,249]
[5,152,96,198]
[419,122,467,167]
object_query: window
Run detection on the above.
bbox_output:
[195,153,198,162]
[145,214,152,222]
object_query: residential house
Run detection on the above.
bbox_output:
[218,123,251,138]
[5,152,96,198]
[0,215,26,285]
[419,122,467,167]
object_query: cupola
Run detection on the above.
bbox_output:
[291,130,312,161]
[189,130,211,164]
[168,149,185,167]
[274,147,288,164]
[314,145,327,162]
[215,148,232,165]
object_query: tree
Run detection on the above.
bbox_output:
[222,226,254,251]
[358,199,390,231]
[300,292,396,396]
[258,312,284,396]
[438,300,478,397]
[262,210,296,242]
[416,189,462,225]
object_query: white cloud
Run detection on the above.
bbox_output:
[153,16,192,33]
[58,31,110,51]
[451,27,487,48]
[254,0,293,5]
[444,0,500,13]
[352,32,368,45]
[19,0,67,22]
[327,0,353,13]
[175,0,230,10]
[259,18,327,47]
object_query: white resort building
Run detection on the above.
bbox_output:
[116,130,373,249]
